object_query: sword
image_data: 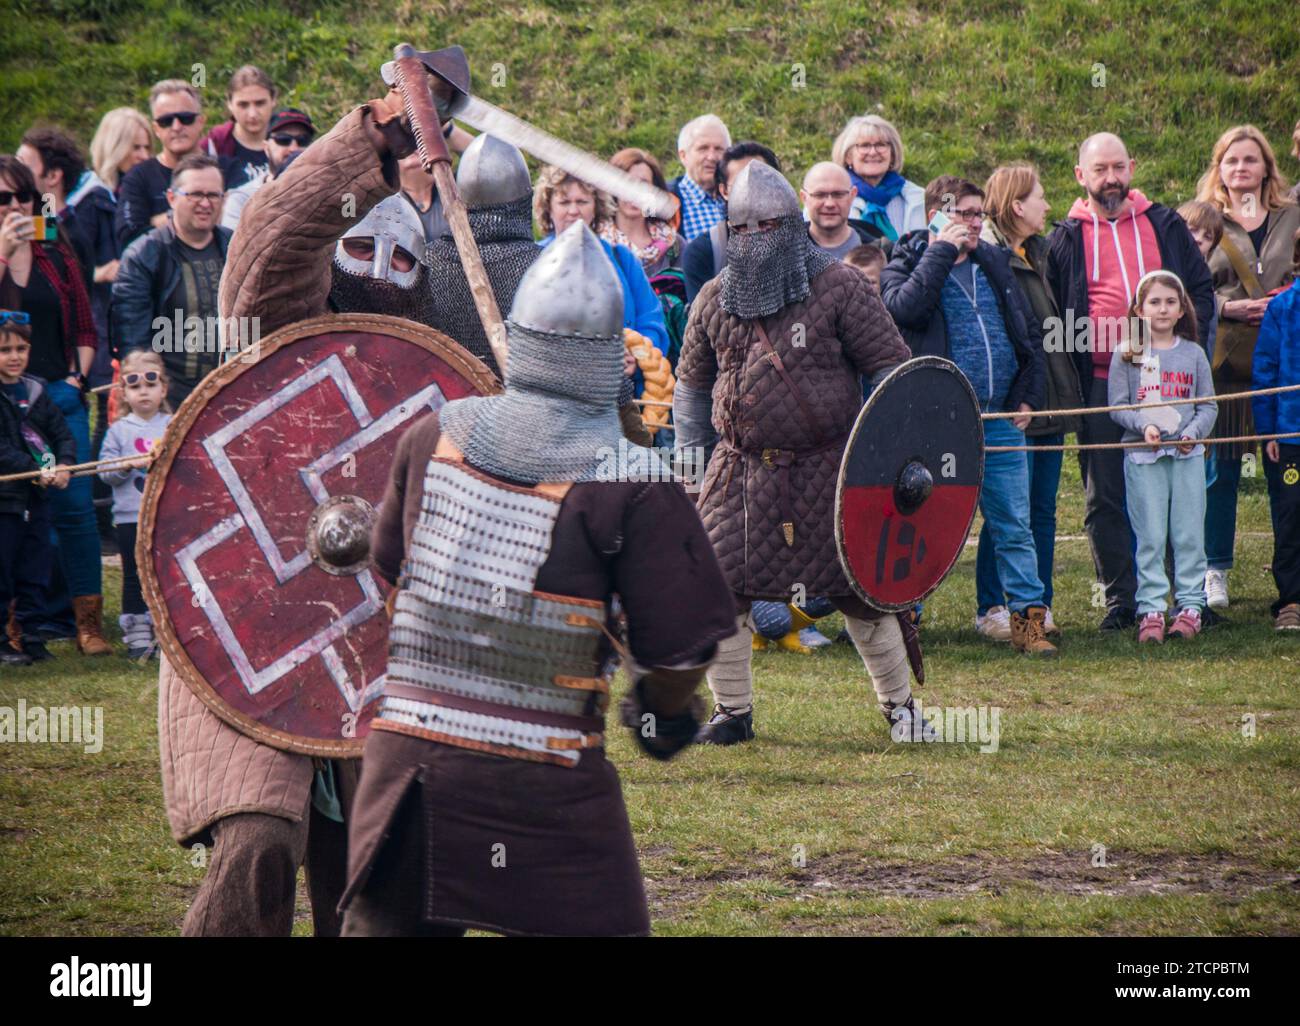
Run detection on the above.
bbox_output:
[381,59,677,220]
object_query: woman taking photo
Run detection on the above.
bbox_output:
[0,155,111,655]
[973,163,1082,641]
[1194,125,1300,610]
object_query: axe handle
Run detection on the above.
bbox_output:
[393,44,509,375]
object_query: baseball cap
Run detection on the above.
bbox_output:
[268,108,315,135]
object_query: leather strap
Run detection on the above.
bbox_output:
[752,319,834,445]
[1218,233,1265,299]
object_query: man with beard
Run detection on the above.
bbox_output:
[425,132,538,377]
[1046,132,1213,633]
[673,160,925,745]
[220,107,316,232]
[155,48,465,936]
[338,223,737,936]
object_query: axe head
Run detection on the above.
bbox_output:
[381,43,471,98]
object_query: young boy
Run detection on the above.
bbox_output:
[1252,229,1300,631]
[0,313,75,665]
[845,243,887,290]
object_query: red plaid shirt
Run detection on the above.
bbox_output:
[29,239,99,375]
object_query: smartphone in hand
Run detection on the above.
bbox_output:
[926,209,951,235]
[29,216,57,242]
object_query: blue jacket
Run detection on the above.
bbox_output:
[1252,279,1300,439]
[538,234,670,356]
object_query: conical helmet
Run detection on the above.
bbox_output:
[726,160,799,229]
[509,221,623,338]
[456,133,531,208]
[334,194,427,288]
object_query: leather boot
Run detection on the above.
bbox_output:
[73,595,113,656]
[1011,606,1058,657]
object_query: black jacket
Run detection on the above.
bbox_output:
[0,375,77,516]
[1044,201,1215,392]
[112,223,233,357]
[880,231,1046,412]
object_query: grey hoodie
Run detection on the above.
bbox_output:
[1107,339,1217,462]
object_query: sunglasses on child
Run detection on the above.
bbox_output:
[122,371,161,387]
[0,190,37,206]
[155,112,200,128]
[0,311,32,325]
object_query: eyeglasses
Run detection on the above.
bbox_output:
[0,190,37,206]
[173,188,222,204]
[951,208,986,222]
[807,190,853,202]
[123,371,161,387]
[855,141,891,153]
[155,112,200,129]
[0,311,32,326]
[270,133,313,148]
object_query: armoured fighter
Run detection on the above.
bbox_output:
[673,160,936,745]
[338,223,738,936]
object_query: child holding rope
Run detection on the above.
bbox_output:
[1108,271,1218,643]
[97,350,170,658]
[0,312,75,665]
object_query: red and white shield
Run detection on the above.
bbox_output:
[139,314,499,756]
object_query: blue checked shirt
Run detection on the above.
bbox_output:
[677,173,726,242]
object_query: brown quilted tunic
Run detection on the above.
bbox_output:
[677,262,910,598]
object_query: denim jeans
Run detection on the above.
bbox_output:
[976,432,1064,613]
[1203,450,1282,570]
[977,419,1046,614]
[44,380,102,598]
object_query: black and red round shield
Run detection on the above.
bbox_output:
[139,313,498,756]
[835,357,983,612]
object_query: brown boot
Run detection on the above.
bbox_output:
[5,600,20,653]
[1011,606,1058,657]
[73,595,113,656]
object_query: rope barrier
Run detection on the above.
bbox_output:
[980,381,1300,420]
[987,431,1300,453]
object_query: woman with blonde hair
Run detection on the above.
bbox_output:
[89,107,153,194]
[598,148,683,276]
[971,163,1082,641]
[829,114,926,240]
[1194,124,1300,610]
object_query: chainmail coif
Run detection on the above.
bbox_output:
[718,213,837,319]
[426,196,539,377]
[327,261,438,328]
[439,320,644,484]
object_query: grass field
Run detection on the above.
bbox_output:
[2,453,1296,936]
[0,0,1297,936]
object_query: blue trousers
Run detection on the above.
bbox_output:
[44,380,103,598]
[976,432,1063,613]
[977,420,1046,614]
[1203,450,1282,570]
[1124,454,1208,613]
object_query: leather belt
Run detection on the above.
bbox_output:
[721,433,847,547]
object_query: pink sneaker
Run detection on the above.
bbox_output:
[1138,611,1166,644]
[1167,607,1203,639]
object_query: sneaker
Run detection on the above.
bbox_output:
[1167,607,1203,639]
[883,696,938,743]
[1043,607,1061,639]
[1011,606,1058,656]
[1138,611,1166,644]
[695,704,755,745]
[120,612,157,660]
[0,649,33,667]
[797,626,832,649]
[1205,569,1229,609]
[975,605,1012,641]
[1099,607,1137,632]
[1201,607,1226,629]
[1275,604,1300,631]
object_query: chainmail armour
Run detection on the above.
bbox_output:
[718,213,837,319]
[439,322,636,483]
[426,196,539,376]
[327,262,439,327]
